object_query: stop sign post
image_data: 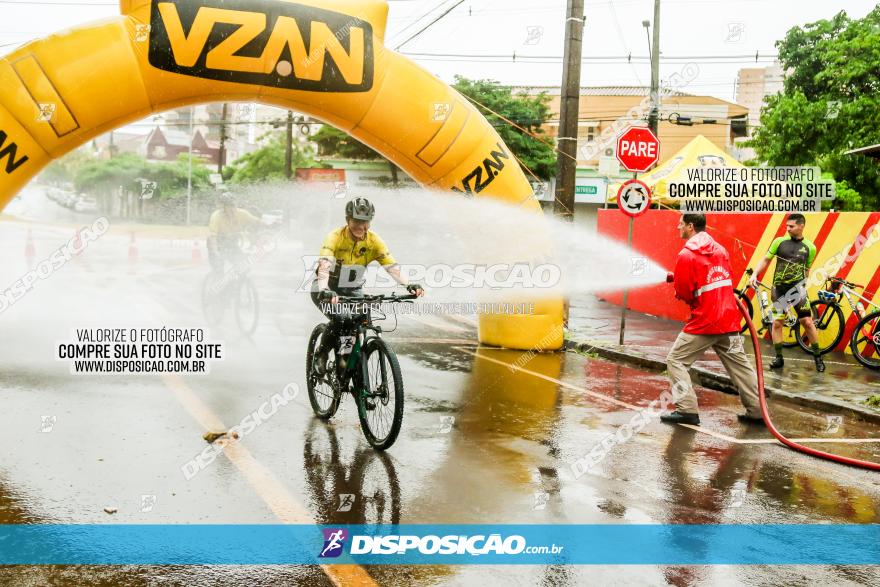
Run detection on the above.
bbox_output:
[616,127,660,173]
[614,127,659,345]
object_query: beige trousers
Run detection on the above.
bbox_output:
[666,331,761,417]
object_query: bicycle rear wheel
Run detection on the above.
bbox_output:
[850,311,880,370]
[306,324,341,419]
[797,301,844,355]
[780,313,800,348]
[357,338,404,451]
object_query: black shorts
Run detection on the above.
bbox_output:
[771,282,812,319]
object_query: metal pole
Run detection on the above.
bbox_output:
[648,0,661,135]
[186,106,193,226]
[285,111,293,180]
[619,215,634,345]
[217,103,228,175]
[552,0,585,223]
[618,170,639,345]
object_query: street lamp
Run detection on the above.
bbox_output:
[643,2,661,135]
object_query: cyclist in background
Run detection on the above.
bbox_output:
[749,213,824,372]
[207,193,262,274]
[311,197,424,374]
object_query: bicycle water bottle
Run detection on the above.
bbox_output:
[857,302,866,317]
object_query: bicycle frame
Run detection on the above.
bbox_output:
[746,280,800,327]
[829,282,880,321]
[326,294,417,411]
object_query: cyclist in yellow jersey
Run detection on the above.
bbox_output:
[207,193,263,273]
[312,197,424,374]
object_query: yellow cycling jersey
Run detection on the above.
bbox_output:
[208,208,260,238]
[319,226,397,268]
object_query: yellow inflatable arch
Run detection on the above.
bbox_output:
[0,0,563,351]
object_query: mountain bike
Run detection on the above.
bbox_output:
[813,277,880,369]
[201,232,273,335]
[306,292,418,450]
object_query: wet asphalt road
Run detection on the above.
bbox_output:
[0,220,879,586]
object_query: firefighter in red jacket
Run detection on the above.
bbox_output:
[660,213,763,426]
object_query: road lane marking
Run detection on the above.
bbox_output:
[160,375,377,586]
[456,346,880,448]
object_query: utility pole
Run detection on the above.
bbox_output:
[648,0,661,135]
[217,103,228,175]
[285,111,294,180]
[186,106,193,226]
[553,0,584,223]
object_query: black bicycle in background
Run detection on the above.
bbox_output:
[306,292,418,450]
[813,277,880,369]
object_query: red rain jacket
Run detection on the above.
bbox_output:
[672,231,741,335]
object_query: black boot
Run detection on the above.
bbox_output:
[814,354,826,373]
[769,356,784,369]
[660,411,701,425]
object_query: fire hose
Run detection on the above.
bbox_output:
[666,272,879,471]
[735,295,880,471]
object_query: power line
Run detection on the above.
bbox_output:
[394,0,466,51]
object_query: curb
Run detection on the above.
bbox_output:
[565,338,880,426]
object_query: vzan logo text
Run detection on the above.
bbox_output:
[452,143,510,196]
[149,0,374,92]
[0,130,28,175]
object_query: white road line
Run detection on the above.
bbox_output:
[161,375,376,586]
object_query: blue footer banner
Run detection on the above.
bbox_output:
[0,524,878,565]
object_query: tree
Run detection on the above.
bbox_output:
[310,77,557,179]
[40,148,97,186]
[313,125,384,160]
[748,7,880,210]
[452,76,557,179]
[223,131,317,183]
[74,153,211,199]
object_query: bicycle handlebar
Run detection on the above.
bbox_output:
[828,276,862,290]
[334,293,420,303]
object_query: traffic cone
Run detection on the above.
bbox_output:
[24,229,35,264]
[191,240,203,264]
[128,233,138,271]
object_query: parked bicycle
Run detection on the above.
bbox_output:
[306,292,418,450]
[812,277,880,369]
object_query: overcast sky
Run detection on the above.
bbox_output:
[1,0,875,105]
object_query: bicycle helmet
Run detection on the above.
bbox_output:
[345,197,375,221]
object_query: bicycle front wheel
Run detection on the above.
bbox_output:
[201,273,228,326]
[850,310,880,370]
[797,301,844,355]
[235,278,260,335]
[357,338,404,451]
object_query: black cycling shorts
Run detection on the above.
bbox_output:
[771,282,812,319]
